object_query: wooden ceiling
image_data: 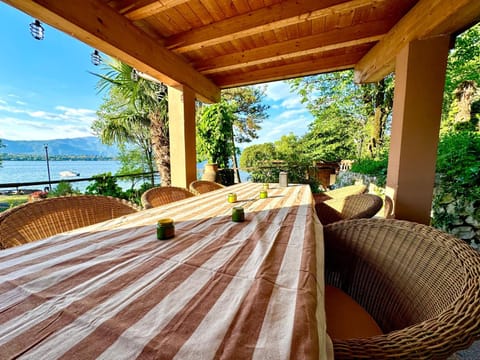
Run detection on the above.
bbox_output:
[3,0,480,102]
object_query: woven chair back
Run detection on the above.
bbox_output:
[141,186,195,209]
[316,194,383,225]
[0,195,139,249]
[323,184,367,200]
[189,180,225,195]
[384,195,394,218]
[324,218,480,359]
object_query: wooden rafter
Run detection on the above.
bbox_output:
[165,0,382,52]
[195,19,389,74]
[213,47,370,88]
[3,0,220,103]
[355,0,480,83]
[120,0,190,20]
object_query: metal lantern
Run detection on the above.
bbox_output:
[29,19,44,40]
[91,49,101,66]
[131,68,139,82]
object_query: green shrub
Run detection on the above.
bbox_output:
[432,131,480,238]
[350,156,388,187]
[85,172,124,198]
[49,181,81,197]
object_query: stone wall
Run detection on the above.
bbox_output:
[434,195,480,250]
[335,171,480,250]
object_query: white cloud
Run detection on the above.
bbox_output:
[251,112,312,145]
[276,108,308,120]
[281,96,302,109]
[0,100,97,140]
[263,81,293,102]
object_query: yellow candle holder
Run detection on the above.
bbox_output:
[227,193,237,203]
[262,183,269,190]
[259,190,268,199]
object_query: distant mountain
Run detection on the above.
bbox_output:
[0,137,118,157]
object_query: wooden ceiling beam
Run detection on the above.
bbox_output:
[214,48,369,89]
[119,0,191,21]
[166,0,382,52]
[3,0,220,103]
[354,0,480,83]
[196,20,388,74]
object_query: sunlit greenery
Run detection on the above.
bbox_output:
[92,59,170,185]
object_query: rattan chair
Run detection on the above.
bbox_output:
[189,180,225,195]
[384,195,394,218]
[0,195,139,249]
[141,186,195,209]
[324,218,480,359]
[323,184,368,200]
[315,193,383,225]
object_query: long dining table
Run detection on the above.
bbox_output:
[0,182,333,359]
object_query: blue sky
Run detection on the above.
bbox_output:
[0,2,313,145]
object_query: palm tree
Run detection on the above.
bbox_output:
[93,90,156,185]
[93,59,171,185]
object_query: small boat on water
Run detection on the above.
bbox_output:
[59,170,80,177]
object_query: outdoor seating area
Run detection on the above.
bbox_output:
[2,0,480,357]
[0,183,479,359]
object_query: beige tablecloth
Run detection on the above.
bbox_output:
[0,182,332,359]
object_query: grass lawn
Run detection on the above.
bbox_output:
[0,194,29,211]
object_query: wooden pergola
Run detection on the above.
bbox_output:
[3,0,480,224]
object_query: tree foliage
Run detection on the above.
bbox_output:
[239,136,317,189]
[221,86,269,144]
[289,70,393,160]
[197,101,235,169]
[443,23,480,119]
[197,86,268,181]
[301,106,361,162]
[92,59,170,185]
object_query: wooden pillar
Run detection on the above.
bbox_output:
[386,36,450,224]
[168,86,197,188]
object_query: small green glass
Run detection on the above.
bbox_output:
[157,218,175,240]
[232,207,245,222]
[259,190,268,199]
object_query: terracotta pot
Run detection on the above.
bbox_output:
[202,163,218,182]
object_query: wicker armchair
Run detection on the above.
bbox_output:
[315,193,383,225]
[189,180,225,195]
[324,218,480,359]
[0,195,139,249]
[384,195,394,218]
[141,186,195,209]
[325,184,367,199]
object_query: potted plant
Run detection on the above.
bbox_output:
[197,101,235,185]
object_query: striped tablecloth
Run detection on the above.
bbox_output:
[0,182,332,359]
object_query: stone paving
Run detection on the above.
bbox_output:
[448,340,480,360]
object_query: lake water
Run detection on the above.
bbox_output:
[0,160,250,193]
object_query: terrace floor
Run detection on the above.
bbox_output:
[449,341,480,360]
